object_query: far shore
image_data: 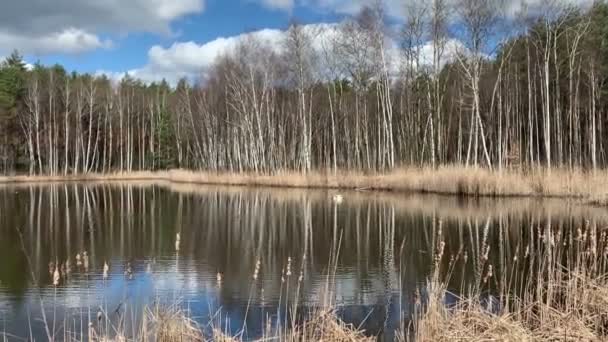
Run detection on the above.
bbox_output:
[0,167,607,202]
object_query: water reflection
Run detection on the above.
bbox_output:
[0,183,606,340]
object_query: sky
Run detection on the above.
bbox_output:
[0,0,595,85]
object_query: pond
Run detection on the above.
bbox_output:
[0,182,606,340]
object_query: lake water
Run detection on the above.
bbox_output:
[0,182,606,340]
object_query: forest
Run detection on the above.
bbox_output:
[0,1,607,175]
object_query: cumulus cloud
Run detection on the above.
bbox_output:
[303,0,593,20]
[504,0,595,17]
[258,0,295,11]
[0,28,112,55]
[122,28,287,84]
[302,0,417,17]
[0,0,204,54]
[99,22,464,86]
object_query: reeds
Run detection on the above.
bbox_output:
[404,217,608,342]
[144,304,204,342]
[1,166,607,199]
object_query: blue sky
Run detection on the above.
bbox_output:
[0,0,592,84]
[0,0,369,83]
[30,0,343,75]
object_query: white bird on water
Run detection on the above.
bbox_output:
[332,194,344,204]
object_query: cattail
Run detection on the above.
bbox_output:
[103,262,109,280]
[53,266,60,286]
[124,262,133,279]
[435,241,446,263]
[483,265,493,284]
[88,322,96,342]
[253,259,261,281]
[437,220,443,240]
[463,251,468,264]
[76,253,82,267]
[265,316,272,334]
[97,311,103,323]
[83,251,89,271]
[49,262,55,277]
[482,245,491,261]
[576,227,583,241]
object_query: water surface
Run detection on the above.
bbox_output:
[0,183,605,340]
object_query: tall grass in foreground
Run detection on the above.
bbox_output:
[404,219,608,342]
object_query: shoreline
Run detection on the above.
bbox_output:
[0,167,607,201]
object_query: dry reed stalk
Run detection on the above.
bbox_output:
[142,304,203,342]
[0,167,607,199]
[282,309,374,342]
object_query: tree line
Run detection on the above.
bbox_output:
[1,0,607,175]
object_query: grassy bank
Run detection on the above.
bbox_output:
[0,166,607,200]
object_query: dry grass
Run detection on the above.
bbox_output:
[144,305,204,342]
[404,216,608,342]
[1,166,607,199]
[411,299,531,342]
[206,310,371,342]
[285,309,374,342]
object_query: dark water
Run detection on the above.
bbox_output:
[0,183,606,340]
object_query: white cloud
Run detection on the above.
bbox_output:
[151,0,205,20]
[0,28,112,55]
[303,0,404,17]
[417,39,467,67]
[121,28,287,84]
[505,0,595,17]
[0,0,204,55]
[98,22,461,86]
[304,0,593,20]
[94,70,127,84]
[258,0,295,11]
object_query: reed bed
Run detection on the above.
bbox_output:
[1,166,607,199]
[404,217,608,342]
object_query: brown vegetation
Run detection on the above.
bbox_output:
[1,166,607,200]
